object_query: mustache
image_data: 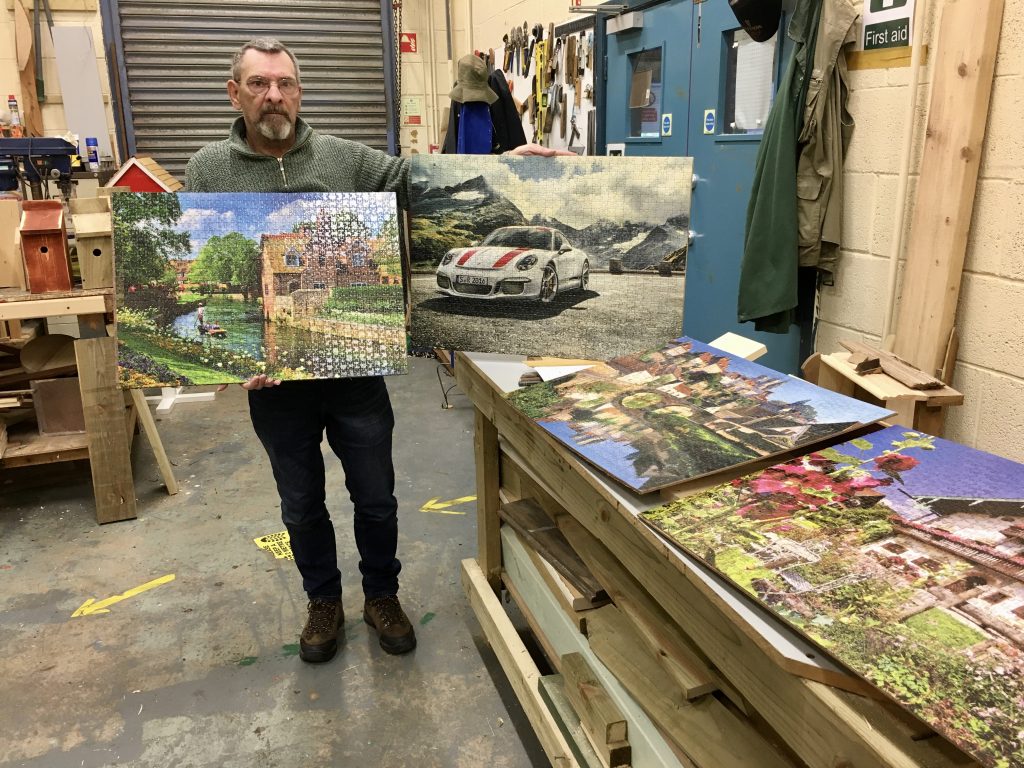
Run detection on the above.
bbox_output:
[261,108,288,117]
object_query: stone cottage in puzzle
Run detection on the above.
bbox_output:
[259,209,400,321]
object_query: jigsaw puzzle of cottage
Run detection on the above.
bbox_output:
[112,192,406,387]
[642,425,1024,768]
[506,337,893,492]
[408,155,694,359]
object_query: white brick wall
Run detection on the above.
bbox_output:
[819,0,1024,462]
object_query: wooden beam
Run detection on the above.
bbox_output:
[585,604,794,768]
[893,0,1005,374]
[461,557,579,768]
[539,675,606,768]
[0,199,26,290]
[0,294,108,321]
[74,337,136,523]
[561,652,630,763]
[500,526,690,768]
[474,407,502,590]
[129,389,178,495]
[500,498,608,605]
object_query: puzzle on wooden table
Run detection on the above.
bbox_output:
[408,155,694,359]
[112,192,407,388]
[642,425,1024,768]
[506,337,894,492]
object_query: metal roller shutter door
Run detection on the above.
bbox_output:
[115,0,390,179]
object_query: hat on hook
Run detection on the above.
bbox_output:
[450,54,499,105]
[728,0,783,43]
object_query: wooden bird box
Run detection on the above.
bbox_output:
[0,198,26,289]
[70,199,114,290]
[20,200,73,293]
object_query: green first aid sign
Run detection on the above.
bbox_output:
[861,0,915,51]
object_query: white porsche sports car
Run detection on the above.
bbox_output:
[435,226,590,302]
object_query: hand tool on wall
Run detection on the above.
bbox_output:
[503,33,512,72]
[521,22,529,76]
[568,114,581,149]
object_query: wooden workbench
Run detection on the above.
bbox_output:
[0,286,137,523]
[455,351,976,768]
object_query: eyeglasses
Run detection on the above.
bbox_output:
[243,77,300,96]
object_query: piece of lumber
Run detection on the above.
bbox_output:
[501,564,562,673]
[31,377,85,435]
[527,545,601,622]
[500,498,608,605]
[457,353,974,768]
[562,652,630,766]
[0,420,6,459]
[800,352,822,385]
[840,340,943,390]
[0,199,26,290]
[500,526,690,768]
[539,675,606,768]
[819,353,964,406]
[0,425,89,467]
[69,197,111,215]
[585,603,795,768]
[461,557,579,768]
[475,407,501,590]
[893,0,1005,375]
[708,332,767,361]
[74,337,136,523]
[0,293,109,322]
[559,516,720,702]
[129,389,178,495]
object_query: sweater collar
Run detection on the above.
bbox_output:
[228,116,313,157]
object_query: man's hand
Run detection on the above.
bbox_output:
[217,374,282,392]
[506,143,575,157]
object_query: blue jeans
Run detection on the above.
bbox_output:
[248,377,401,600]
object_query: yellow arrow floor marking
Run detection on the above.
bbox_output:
[72,574,176,618]
[420,495,477,514]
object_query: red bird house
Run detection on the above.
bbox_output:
[20,201,73,293]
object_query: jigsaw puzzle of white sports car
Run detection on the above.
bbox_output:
[434,226,590,302]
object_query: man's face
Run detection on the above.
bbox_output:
[227,50,302,143]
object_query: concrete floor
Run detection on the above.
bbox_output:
[0,358,546,767]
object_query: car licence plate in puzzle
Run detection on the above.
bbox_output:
[456,275,488,285]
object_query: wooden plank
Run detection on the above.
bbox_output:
[69,197,111,216]
[840,340,944,389]
[0,294,108,322]
[585,604,794,768]
[558,516,719,702]
[562,652,631,767]
[31,377,85,435]
[500,526,690,768]
[893,0,1005,375]
[457,352,973,768]
[74,337,136,524]
[0,426,89,467]
[461,557,579,768]
[847,45,928,71]
[527,545,601,623]
[50,27,114,161]
[0,420,7,459]
[0,200,26,290]
[129,389,178,495]
[539,675,606,768]
[821,353,964,406]
[501,565,562,673]
[500,498,608,604]
[475,407,502,590]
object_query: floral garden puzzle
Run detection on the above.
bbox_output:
[642,425,1024,768]
[112,192,407,387]
[408,155,694,359]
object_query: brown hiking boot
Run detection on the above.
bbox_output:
[363,595,417,655]
[300,598,344,663]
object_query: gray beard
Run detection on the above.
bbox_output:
[256,116,293,141]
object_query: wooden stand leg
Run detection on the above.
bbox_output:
[75,337,137,524]
[913,402,947,436]
[130,389,179,495]
[475,407,501,591]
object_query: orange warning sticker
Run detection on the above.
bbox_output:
[254,531,294,560]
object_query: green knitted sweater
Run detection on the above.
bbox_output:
[184,117,409,207]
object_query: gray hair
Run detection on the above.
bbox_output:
[231,37,301,82]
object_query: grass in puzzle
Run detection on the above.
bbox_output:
[507,338,893,492]
[408,155,693,359]
[643,424,1024,768]
[112,192,406,387]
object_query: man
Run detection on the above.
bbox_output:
[186,38,563,664]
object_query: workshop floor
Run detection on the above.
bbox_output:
[0,357,546,768]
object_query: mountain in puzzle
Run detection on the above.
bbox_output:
[643,425,1024,768]
[408,155,694,359]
